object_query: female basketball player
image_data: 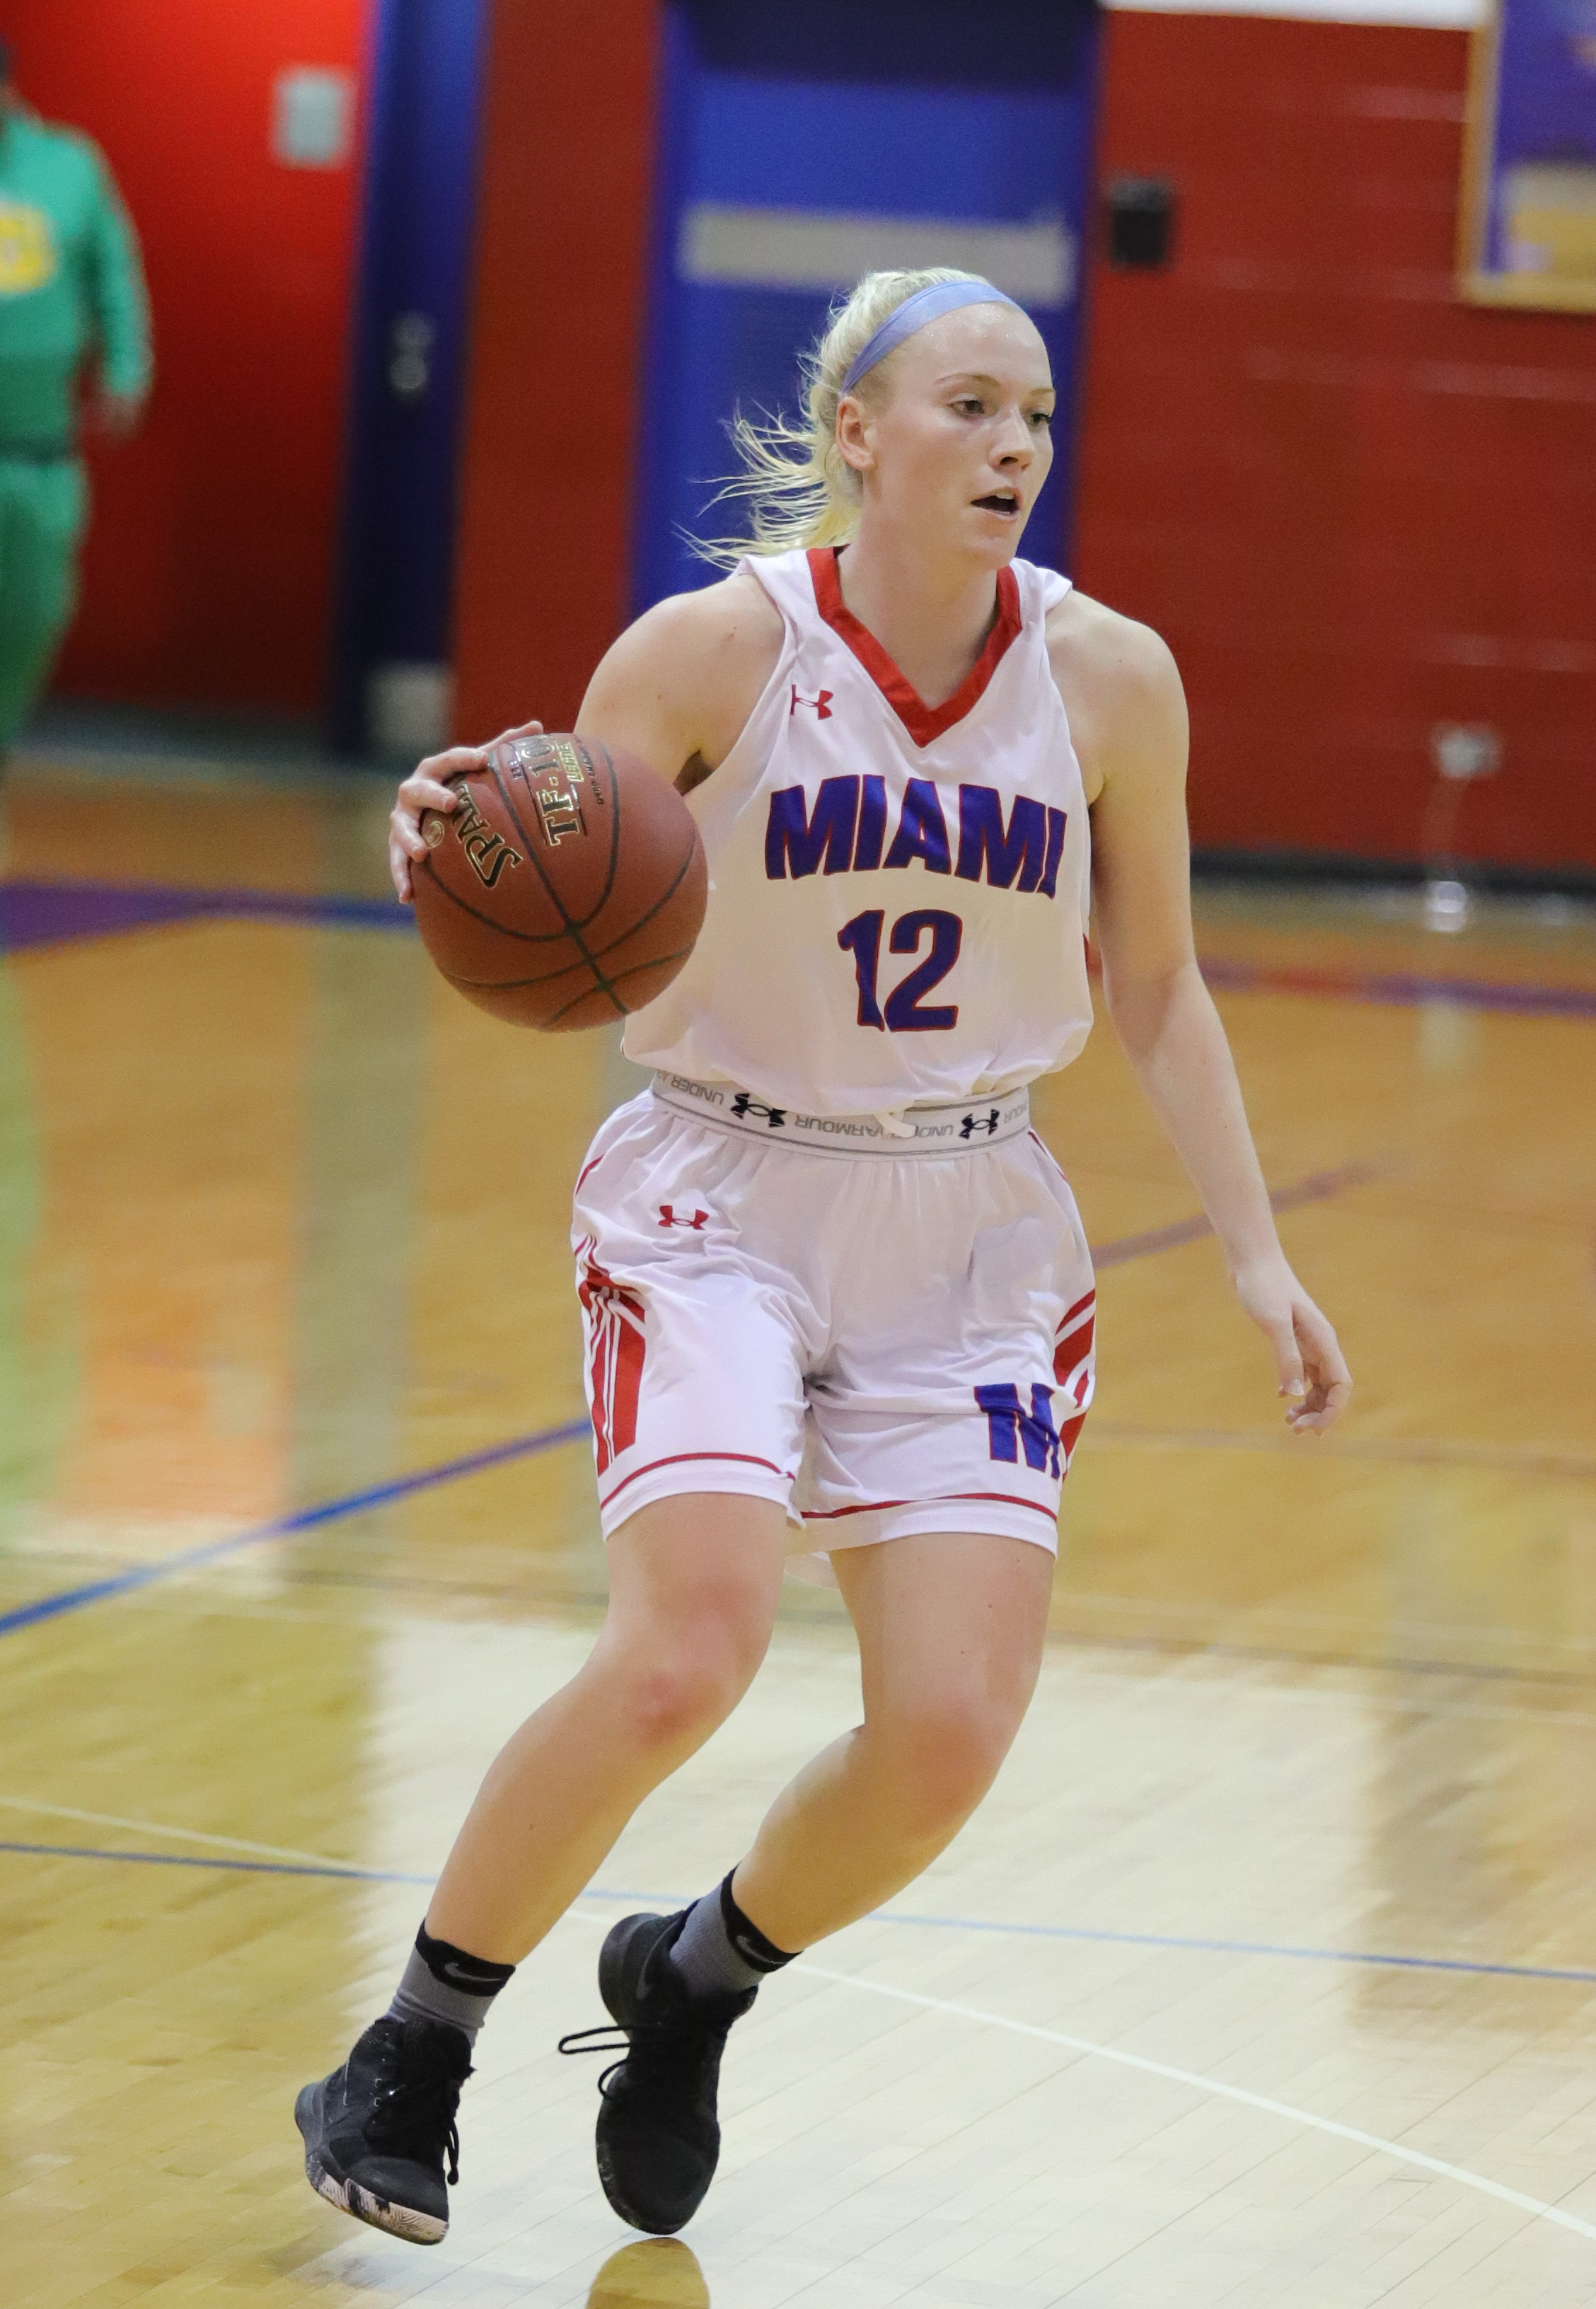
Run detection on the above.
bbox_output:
[296,270,1351,2245]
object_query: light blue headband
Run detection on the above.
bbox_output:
[840,279,1023,397]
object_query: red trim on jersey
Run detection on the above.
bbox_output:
[803,1490,1059,1524]
[1061,1286,1096,1326]
[599,1448,794,1506]
[807,548,1024,748]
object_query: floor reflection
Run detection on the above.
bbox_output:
[586,2237,708,2306]
[6,761,1596,2305]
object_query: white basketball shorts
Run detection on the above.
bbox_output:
[571,1077,1096,1580]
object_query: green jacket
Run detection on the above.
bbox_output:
[0,105,151,455]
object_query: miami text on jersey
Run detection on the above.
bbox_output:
[765,777,1067,897]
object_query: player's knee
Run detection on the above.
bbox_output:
[614,1624,761,1754]
[886,1690,1024,1834]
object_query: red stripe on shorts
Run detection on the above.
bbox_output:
[803,1490,1059,1524]
[1054,1318,1094,1388]
[600,1449,793,1509]
[610,1311,644,1462]
[578,1251,647,1475]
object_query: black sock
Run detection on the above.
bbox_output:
[669,1871,798,2001]
[386,1923,515,2046]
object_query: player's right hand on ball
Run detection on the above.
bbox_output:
[388,722,544,901]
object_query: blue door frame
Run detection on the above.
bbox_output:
[634,0,1102,615]
[330,0,490,753]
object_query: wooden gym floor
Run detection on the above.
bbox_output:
[1,753,1594,2308]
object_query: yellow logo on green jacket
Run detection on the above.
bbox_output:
[0,201,57,295]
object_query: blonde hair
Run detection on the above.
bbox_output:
[694,268,996,569]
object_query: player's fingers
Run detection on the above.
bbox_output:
[492,719,545,745]
[1286,1307,1351,1433]
[393,803,432,859]
[388,832,415,903]
[1270,1316,1307,1406]
[398,775,466,817]
[1288,1358,1353,1430]
[410,744,483,782]
[1297,1304,1351,1394]
[1288,1387,1350,1435]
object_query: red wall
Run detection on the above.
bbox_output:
[8,0,365,719]
[1075,13,1596,874]
[453,7,1595,873]
[451,2,660,741]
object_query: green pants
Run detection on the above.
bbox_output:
[0,453,86,747]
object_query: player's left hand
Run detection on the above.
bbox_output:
[1232,1254,1351,1435]
[91,388,147,440]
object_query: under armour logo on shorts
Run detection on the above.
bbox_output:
[960,1107,1002,1138]
[731,1093,789,1128]
[658,1204,710,1229]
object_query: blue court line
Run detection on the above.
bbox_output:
[0,1419,591,1641]
[870,1909,1596,1985]
[0,1156,1372,1650]
[4,1839,1593,1986]
[0,1841,434,1885]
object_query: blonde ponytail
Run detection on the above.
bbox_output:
[693,267,995,569]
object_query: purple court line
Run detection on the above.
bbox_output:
[1092,1159,1380,1268]
[0,1420,591,1642]
[1089,1422,1595,1483]
[0,876,410,953]
[4,876,1595,1018]
[3,1840,1592,1987]
[1199,954,1596,1020]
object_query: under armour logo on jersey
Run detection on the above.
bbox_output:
[960,1108,1002,1139]
[657,1203,710,1229]
[790,685,834,719]
[731,1092,788,1129]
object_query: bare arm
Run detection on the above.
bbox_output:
[388,571,780,898]
[574,569,780,783]
[1056,600,1351,1433]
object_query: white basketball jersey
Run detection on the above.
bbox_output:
[623,546,1094,1116]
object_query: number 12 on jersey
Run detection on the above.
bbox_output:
[838,908,964,1031]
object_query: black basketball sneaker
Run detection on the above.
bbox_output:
[560,1910,756,2235]
[295,2016,473,2245]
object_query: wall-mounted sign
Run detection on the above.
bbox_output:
[272,69,357,170]
[1460,0,1596,309]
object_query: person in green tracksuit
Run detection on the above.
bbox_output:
[0,41,151,756]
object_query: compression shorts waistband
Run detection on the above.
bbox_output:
[649,1072,1031,1155]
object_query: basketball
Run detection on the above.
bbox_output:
[410,731,708,1029]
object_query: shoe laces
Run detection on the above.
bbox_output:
[366,2032,471,2186]
[559,2003,729,2115]
[558,2023,632,2100]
